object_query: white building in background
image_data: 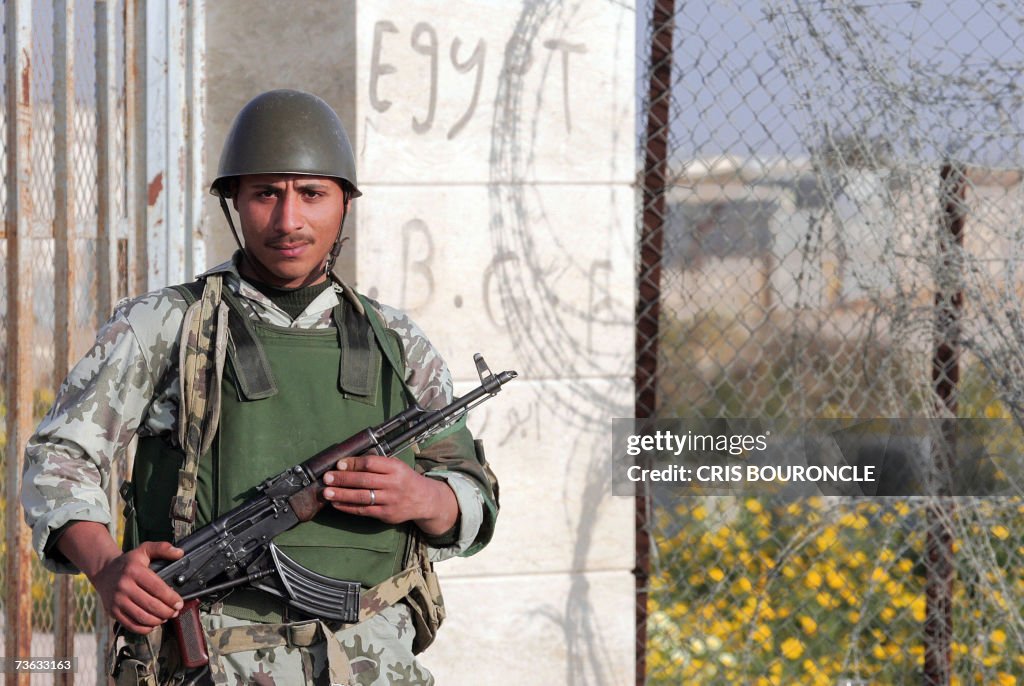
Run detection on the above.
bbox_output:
[665,155,1024,332]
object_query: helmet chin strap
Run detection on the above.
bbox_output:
[325,188,353,281]
[217,189,245,253]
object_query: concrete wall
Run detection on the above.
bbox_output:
[205,3,636,684]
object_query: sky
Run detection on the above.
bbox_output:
[637,0,1024,168]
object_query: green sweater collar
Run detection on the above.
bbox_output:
[248,279,332,320]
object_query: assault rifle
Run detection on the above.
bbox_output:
[148,354,516,668]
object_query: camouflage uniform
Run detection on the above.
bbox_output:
[22,254,496,686]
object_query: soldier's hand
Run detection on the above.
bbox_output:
[91,541,185,634]
[321,455,458,535]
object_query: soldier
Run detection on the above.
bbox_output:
[22,89,499,685]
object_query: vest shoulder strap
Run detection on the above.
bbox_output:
[221,289,279,400]
[170,279,205,305]
[335,296,379,398]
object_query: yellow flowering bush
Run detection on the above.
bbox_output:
[647,496,1024,684]
[649,339,1024,683]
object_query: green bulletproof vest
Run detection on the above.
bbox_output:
[130,285,414,588]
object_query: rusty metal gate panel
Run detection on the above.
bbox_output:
[4,2,38,681]
[143,0,206,289]
[0,2,205,684]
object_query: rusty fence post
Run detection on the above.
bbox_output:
[97,0,119,321]
[925,161,966,686]
[188,0,207,276]
[635,0,675,684]
[94,3,124,677]
[128,0,148,298]
[53,1,80,680]
[4,2,36,685]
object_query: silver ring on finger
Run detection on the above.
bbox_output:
[369,489,376,506]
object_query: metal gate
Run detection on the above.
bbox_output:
[1,1,204,684]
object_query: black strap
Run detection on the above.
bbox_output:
[336,297,379,398]
[221,289,278,400]
[171,280,205,305]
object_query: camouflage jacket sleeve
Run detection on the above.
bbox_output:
[373,301,500,560]
[21,290,187,574]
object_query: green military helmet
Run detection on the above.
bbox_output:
[211,89,361,197]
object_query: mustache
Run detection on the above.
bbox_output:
[266,237,313,248]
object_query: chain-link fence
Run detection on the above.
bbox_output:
[637,1,1024,683]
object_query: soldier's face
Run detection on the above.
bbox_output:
[234,174,347,288]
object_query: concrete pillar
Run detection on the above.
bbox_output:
[206,3,636,684]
